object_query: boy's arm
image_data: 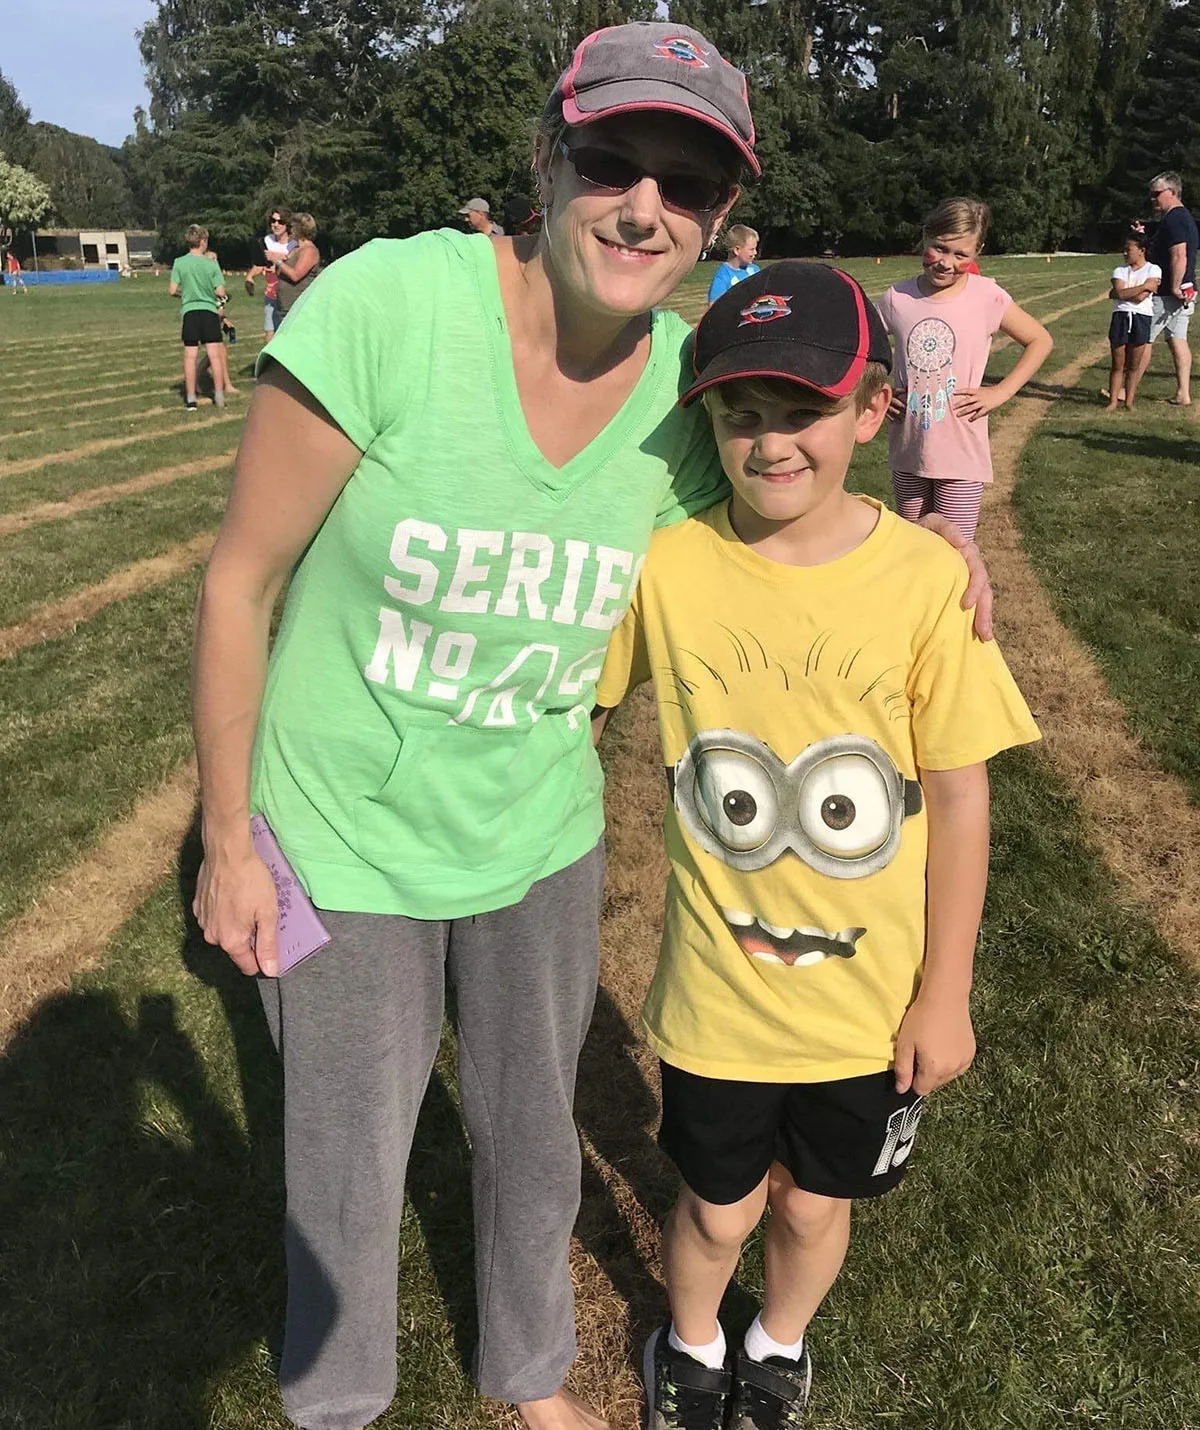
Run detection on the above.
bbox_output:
[591,706,613,746]
[893,762,989,1095]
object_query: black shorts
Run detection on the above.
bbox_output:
[1109,311,1151,348]
[181,309,222,347]
[659,1060,924,1205]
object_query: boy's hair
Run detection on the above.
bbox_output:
[921,196,990,249]
[185,223,208,247]
[289,212,318,241]
[705,364,890,419]
[1125,230,1148,253]
[726,223,759,253]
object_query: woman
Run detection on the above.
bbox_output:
[193,22,988,1430]
[272,211,322,321]
[244,206,295,335]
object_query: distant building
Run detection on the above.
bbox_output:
[14,228,156,271]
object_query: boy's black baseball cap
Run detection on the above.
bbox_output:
[681,261,892,407]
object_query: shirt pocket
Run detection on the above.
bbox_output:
[353,714,583,874]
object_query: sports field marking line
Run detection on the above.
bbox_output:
[0,530,215,662]
[0,454,235,538]
[0,326,178,353]
[1,372,181,410]
[0,412,241,480]
[985,338,1200,971]
[0,758,200,1046]
[2,403,210,440]
[2,356,179,397]
[2,381,186,420]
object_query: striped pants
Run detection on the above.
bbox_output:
[891,474,985,542]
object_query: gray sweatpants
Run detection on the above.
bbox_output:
[258,841,606,1430]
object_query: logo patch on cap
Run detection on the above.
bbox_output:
[739,295,792,326]
[654,36,710,68]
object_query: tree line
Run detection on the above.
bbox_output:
[2,0,1198,263]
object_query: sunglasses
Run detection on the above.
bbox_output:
[1149,189,1168,199]
[270,216,285,224]
[559,142,729,214]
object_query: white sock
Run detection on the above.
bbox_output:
[668,1321,727,1371]
[743,1312,805,1364]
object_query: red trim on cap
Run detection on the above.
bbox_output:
[679,367,845,408]
[560,27,615,115]
[822,270,870,397]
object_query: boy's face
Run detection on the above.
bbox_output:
[732,237,758,266]
[1124,240,1145,266]
[708,380,889,528]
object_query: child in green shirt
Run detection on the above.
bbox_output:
[168,223,228,411]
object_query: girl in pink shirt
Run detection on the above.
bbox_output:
[876,197,1053,539]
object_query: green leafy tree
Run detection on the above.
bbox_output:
[0,154,53,248]
[29,124,136,228]
[0,71,33,168]
[1110,0,1200,224]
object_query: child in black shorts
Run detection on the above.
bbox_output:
[1105,232,1161,413]
[594,262,1039,1429]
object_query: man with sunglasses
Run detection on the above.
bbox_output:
[1142,173,1197,405]
[244,206,296,336]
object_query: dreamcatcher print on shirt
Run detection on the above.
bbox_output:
[905,317,956,430]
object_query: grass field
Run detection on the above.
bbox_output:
[1,253,1199,1430]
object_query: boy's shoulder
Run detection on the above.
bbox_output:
[877,505,970,589]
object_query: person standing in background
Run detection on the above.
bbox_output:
[459,196,505,235]
[1144,172,1198,406]
[271,213,322,323]
[246,206,296,337]
[169,223,228,412]
[706,223,759,302]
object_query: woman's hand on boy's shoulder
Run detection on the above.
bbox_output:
[887,387,908,421]
[894,989,976,1095]
[916,515,994,641]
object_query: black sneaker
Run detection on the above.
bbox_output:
[643,1325,732,1430]
[185,398,198,412]
[728,1346,812,1428]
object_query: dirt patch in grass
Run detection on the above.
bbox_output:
[985,338,1200,969]
[0,532,214,661]
[0,414,240,479]
[0,759,198,1044]
[0,455,234,538]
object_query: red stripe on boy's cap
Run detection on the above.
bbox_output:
[818,269,870,397]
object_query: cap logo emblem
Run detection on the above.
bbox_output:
[654,36,710,68]
[739,295,792,325]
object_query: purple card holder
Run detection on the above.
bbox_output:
[250,815,331,974]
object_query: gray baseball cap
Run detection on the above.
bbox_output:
[545,22,760,177]
[458,197,490,215]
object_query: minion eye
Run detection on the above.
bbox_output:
[798,754,893,859]
[694,749,779,852]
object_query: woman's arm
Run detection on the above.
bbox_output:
[192,365,362,974]
[893,763,989,1095]
[277,243,320,283]
[952,302,1054,422]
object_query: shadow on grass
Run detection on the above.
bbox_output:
[1053,428,1200,464]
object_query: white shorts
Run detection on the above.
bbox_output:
[1150,294,1194,342]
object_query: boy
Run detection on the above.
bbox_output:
[168,224,228,411]
[707,224,760,303]
[594,262,1039,1430]
[1105,232,1160,413]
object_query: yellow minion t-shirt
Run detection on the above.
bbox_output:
[596,498,1039,1083]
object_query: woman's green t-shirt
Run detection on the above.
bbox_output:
[252,228,725,918]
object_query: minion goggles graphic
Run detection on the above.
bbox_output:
[673,730,923,879]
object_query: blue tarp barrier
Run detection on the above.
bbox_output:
[5,269,121,286]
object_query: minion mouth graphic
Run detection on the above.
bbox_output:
[722,909,865,967]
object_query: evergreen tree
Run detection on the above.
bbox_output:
[29,124,136,229]
[0,72,33,169]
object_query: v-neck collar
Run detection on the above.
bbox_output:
[471,236,674,500]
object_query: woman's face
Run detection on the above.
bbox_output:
[539,111,738,321]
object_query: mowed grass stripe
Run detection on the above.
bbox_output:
[0,455,233,538]
[0,372,181,412]
[4,402,218,442]
[985,337,1200,969]
[0,532,213,662]
[0,571,200,929]
[0,413,241,480]
[0,759,198,1041]
[4,342,180,388]
[0,396,242,464]
[0,420,240,516]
